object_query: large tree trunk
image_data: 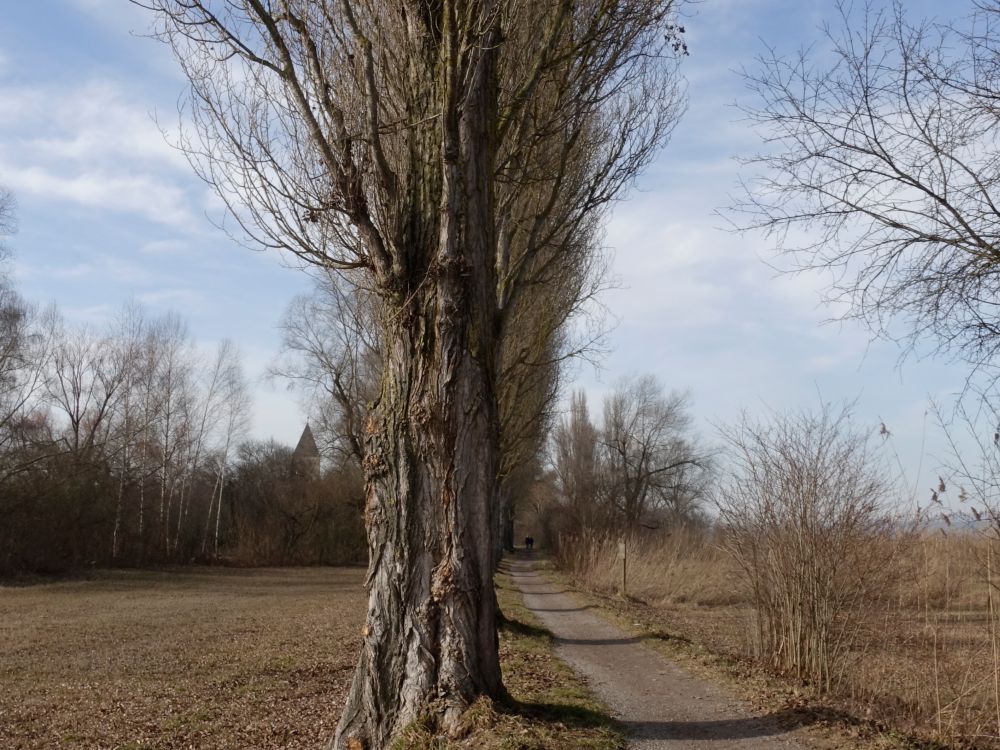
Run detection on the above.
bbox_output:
[333,19,502,750]
[333,323,502,748]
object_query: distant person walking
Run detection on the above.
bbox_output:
[524,536,534,551]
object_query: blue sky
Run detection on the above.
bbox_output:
[0,0,971,501]
[1,0,312,443]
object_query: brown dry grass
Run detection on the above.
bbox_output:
[555,528,738,607]
[0,566,623,750]
[0,567,367,749]
[555,531,1000,749]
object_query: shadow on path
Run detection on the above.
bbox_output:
[554,635,643,646]
[507,554,810,749]
[624,709,820,741]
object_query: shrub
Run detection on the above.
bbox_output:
[713,404,904,691]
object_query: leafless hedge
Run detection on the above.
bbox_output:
[713,404,906,691]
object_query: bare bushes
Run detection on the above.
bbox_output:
[713,405,904,691]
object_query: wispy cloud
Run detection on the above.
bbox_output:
[140,239,190,255]
[28,81,183,167]
[0,75,195,229]
[17,252,161,286]
[59,302,119,327]
[0,160,194,228]
[65,0,156,34]
[137,288,205,309]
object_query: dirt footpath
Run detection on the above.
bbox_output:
[509,558,807,750]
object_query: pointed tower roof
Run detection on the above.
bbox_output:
[293,423,320,459]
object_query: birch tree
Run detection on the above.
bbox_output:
[109,304,149,560]
[204,340,251,557]
[172,338,235,554]
[150,313,194,556]
[139,1,686,744]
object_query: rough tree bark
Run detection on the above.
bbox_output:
[334,14,502,746]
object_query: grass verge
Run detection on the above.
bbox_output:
[535,558,946,750]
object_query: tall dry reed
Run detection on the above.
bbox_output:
[553,526,737,606]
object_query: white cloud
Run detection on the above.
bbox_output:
[0,73,197,229]
[59,302,118,326]
[29,82,186,169]
[0,86,46,126]
[39,261,94,281]
[17,252,166,288]
[140,239,190,255]
[0,79,185,168]
[137,288,204,308]
[66,0,156,34]
[0,161,194,228]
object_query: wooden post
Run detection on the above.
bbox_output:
[619,537,627,598]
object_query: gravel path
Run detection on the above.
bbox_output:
[508,558,807,750]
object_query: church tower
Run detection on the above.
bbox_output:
[291,424,321,481]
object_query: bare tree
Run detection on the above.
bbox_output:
[275,271,380,466]
[109,303,150,560]
[277,259,609,558]
[46,319,129,464]
[0,301,56,484]
[133,314,167,555]
[138,1,685,744]
[494,273,610,553]
[0,282,266,571]
[550,379,708,543]
[204,340,251,557]
[0,191,58,486]
[172,338,239,555]
[148,313,195,556]
[552,390,601,529]
[0,187,15,250]
[735,1,1000,370]
[600,376,707,532]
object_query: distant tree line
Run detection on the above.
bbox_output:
[0,189,365,575]
[539,375,712,546]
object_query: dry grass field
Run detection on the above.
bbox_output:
[1,568,367,749]
[0,566,622,750]
[555,531,1000,748]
